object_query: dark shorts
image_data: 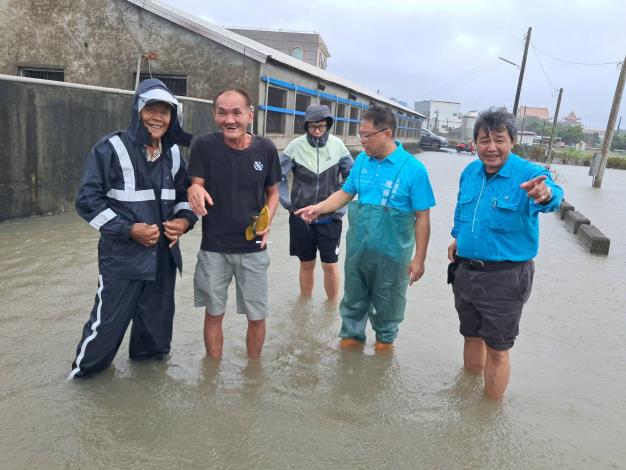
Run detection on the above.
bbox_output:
[452,260,534,351]
[289,214,342,263]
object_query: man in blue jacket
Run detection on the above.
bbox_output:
[448,107,563,398]
[297,106,435,351]
[69,79,196,378]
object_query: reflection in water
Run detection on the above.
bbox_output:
[2,153,626,468]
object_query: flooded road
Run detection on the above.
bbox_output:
[1,151,625,469]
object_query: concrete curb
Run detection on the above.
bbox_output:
[577,224,611,255]
[558,199,610,255]
[559,200,575,219]
[565,210,590,234]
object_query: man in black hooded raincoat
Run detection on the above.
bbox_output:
[69,79,196,378]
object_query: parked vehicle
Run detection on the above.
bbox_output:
[419,128,448,150]
[456,141,475,154]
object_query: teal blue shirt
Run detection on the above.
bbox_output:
[452,153,563,261]
[342,142,435,213]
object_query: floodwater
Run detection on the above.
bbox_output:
[1,151,625,469]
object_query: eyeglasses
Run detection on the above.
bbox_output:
[358,128,388,141]
[308,123,328,132]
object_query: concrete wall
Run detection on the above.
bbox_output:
[0,77,214,221]
[0,0,261,104]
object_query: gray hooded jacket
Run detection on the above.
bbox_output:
[278,105,353,220]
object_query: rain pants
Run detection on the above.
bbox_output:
[70,79,195,378]
[339,157,416,344]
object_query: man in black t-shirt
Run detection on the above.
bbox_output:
[188,88,281,359]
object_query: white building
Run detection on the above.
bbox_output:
[414,100,461,134]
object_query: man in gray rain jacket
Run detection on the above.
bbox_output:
[278,104,353,302]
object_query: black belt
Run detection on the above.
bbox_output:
[456,257,526,272]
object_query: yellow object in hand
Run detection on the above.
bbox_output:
[245,205,269,241]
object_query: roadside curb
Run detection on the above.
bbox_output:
[557,199,610,255]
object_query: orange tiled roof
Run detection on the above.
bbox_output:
[517,106,550,120]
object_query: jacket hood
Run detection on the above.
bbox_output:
[304,104,334,131]
[304,104,334,147]
[128,78,192,148]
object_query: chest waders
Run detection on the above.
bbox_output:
[339,155,415,344]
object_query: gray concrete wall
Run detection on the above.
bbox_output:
[0,0,261,104]
[0,78,214,221]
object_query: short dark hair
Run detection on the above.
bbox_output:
[213,88,252,108]
[473,107,517,141]
[362,106,396,136]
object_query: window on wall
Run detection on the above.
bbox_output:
[335,103,346,137]
[266,86,287,134]
[19,67,64,81]
[348,106,360,136]
[320,99,334,114]
[294,93,312,134]
[291,47,304,60]
[138,73,187,96]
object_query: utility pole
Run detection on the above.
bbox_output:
[513,27,532,116]
[546,88,563,162]
[593,56,626,188]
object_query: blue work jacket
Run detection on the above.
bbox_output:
[451,153,563,261]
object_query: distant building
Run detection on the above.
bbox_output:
[517,106,550,120]
[562,110,582,126]
[583,128,606,148]
[518,131,537,145]
[227,27,330,70]
[414,100,461,134]
[460,111,478,142]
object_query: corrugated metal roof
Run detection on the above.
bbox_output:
[125,0,424,118]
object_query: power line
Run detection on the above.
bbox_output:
[531,42,558,94]
[422,35,526,99]
[533,45,621,66]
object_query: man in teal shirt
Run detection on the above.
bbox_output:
[297,106,435,351]
[448,107,563,398]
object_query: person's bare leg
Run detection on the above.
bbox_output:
[484,347,510,399]
[246,319,266,358]
[299,260,316,298]
[204,312,224,359]
[321,261,340,303]
[463,336,486,373]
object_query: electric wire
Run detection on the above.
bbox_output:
[422,34,526,99]
[533,45,621,66]
[531,42,558,95]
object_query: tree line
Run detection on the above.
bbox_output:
[517,117,626,150]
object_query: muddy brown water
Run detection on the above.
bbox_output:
[1,151,625,469]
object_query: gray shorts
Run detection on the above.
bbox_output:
[194,250,270,321]
[452,261,534,351]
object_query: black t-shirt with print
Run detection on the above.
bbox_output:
[188,132,281,253]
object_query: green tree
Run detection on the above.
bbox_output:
[611,133,626,150]
[558,125,584,145]
[592,132,602,147]
[522,117,548,135]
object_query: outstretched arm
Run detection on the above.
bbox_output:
[295,189,354,223]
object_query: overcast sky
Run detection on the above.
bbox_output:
[165,0,625,129]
